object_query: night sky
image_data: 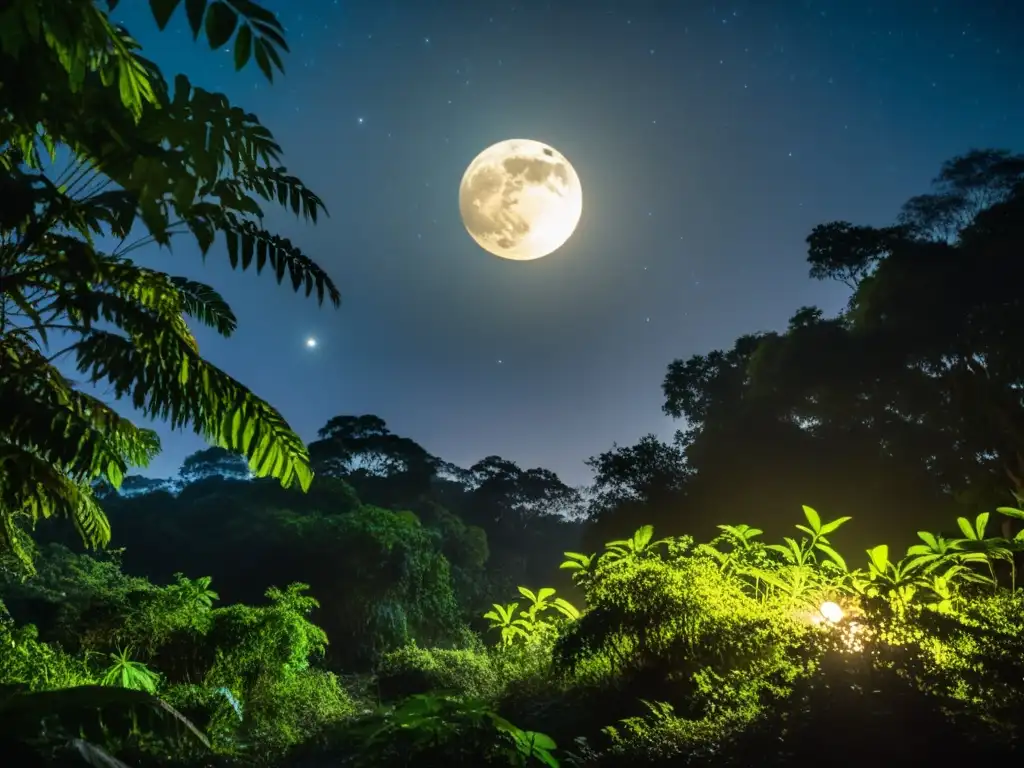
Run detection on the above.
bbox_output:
[110,0,1024,487]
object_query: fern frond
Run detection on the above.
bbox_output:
[237,165,328,222]
[219,215,341,307]
[169,276,237,336]
[0,334,160,485]
[0,442,112,552]
[73,330,312,491]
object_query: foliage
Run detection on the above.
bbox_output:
[333,693,559,768]
[240,667,356,758]
[0,683,208,766]
[100,646,161,692]
[657,150,1024,554]
[376,643,502,702]
[555,543,809,720]
[0,0,340,571]
[0,609,94,690]
[484,587,580,646]
[271,505,465,668]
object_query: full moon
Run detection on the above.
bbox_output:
[458,139,582,261]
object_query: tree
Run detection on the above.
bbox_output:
[582,434,691,545]
[0,0,340,568]
[179,447,251,486]
[586,434,690,511]
[782,149,1024,502]
[660,149,1024,548]
[309,415,442,507]
[466,456,582,529]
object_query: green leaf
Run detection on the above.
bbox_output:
[814,542,847,571]
[866,544,889,575]
[633,524,654,550]
[997,506,1024,520]
[801,505,821,533]
[524,731,557,751]
[956,516,976,540]
[205,1,238,49]
[149,0,183,29]
[233,24,253,70]
[818,515,852,536]
[253,37,273,81]
[517,587,537,603]
[551,597,580,620]
[185,0,206,39]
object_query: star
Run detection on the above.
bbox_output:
[305,337,318,349]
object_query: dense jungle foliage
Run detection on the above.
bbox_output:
[2,1,1024,766]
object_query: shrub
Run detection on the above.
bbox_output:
[0,612,94,690]
[244,668,357,757]
[376,644,501,701]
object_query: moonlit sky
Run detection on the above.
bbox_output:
[108,0,1024,486]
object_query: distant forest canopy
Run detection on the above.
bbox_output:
[91,146,1024,565]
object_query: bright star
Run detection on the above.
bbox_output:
[305,337,317,349]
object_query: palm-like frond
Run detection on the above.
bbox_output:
[0,335,161,485]
[219,215,341,306]
[0,443,112,562]
[236,165,328,222]
[73,329,312,491]
[170,276,238,336]
[0,0,332,567]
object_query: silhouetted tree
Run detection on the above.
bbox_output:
[309,415,441,507]
[658,149,1024,549]
[178,448,251,485]
[583,434,690,546]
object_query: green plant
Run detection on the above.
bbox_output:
[168,573,219,612]
[99,646,161,693]
[0,684,208,765]
[766,505,849,571]
[859,544,924,605]
[0,0,339,571]
[719,506,851,608]
[484,587,579,647]
[603,525,668,564]
[560,551,599,589]
[347,693,558,767]
[376,644,501,701]
[0,616,94,690]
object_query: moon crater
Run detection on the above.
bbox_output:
[459,139,582,261]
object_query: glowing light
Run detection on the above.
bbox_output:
[305,337,318,349]
[819,601,844,624]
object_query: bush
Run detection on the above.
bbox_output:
[244,668,357,757]
[0,612,94,690]
[376,644,501,702]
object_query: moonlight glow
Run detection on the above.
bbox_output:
[458,138,583,261]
